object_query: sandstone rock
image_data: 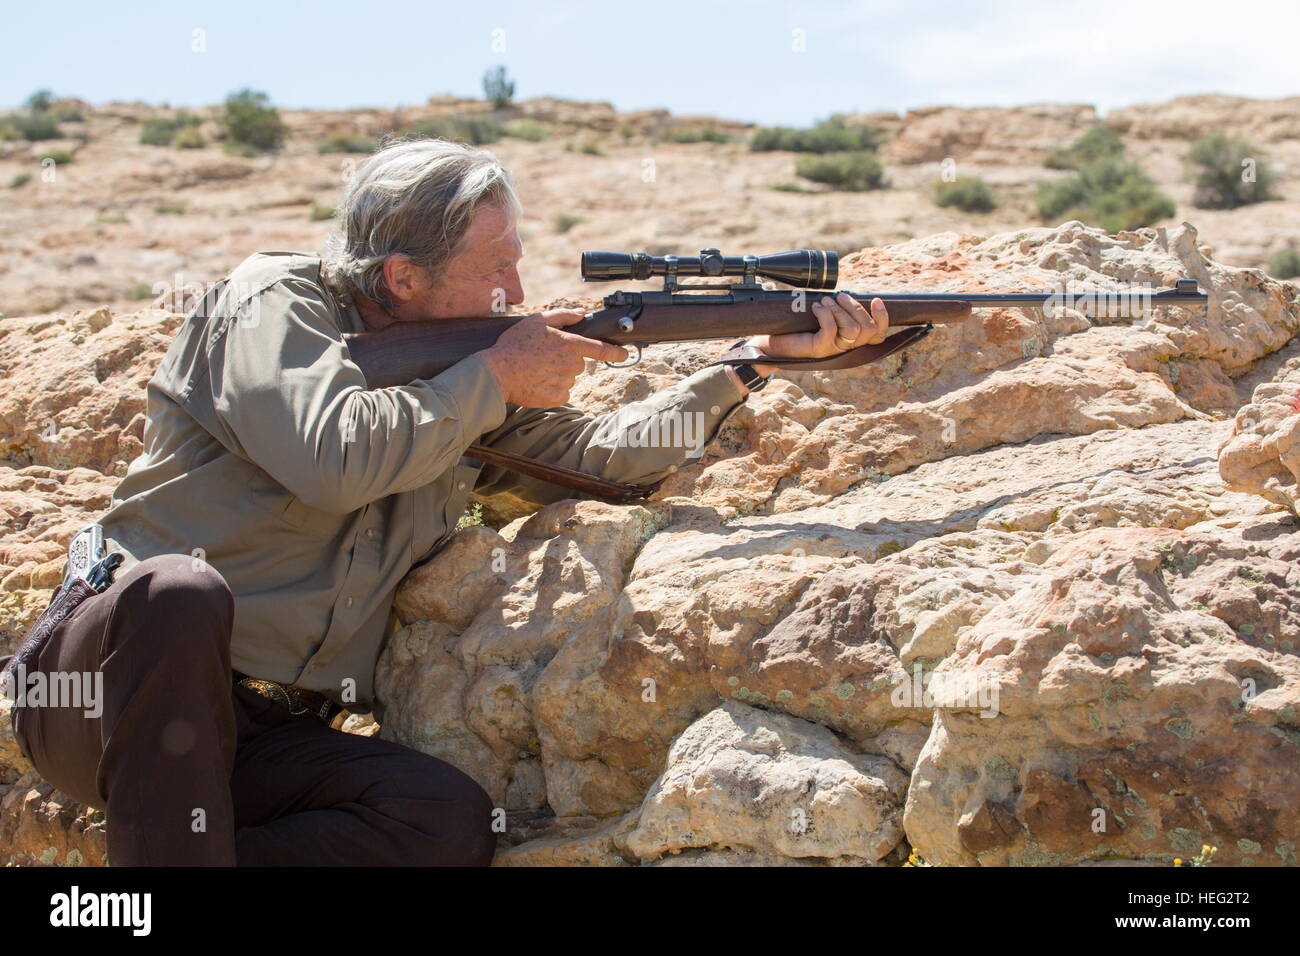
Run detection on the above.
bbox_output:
[625,701,906,864]
[880,104,1098,165]
[1219,355,1300,512]
[904,519,1300,866]
[0,771,107,866]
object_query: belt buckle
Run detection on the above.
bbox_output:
[238,677,302,713]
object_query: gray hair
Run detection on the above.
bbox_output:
[322,137,522,309]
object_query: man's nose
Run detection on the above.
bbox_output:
[504,268,525,306]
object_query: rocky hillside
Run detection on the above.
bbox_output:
[2,218,1298,865]
[0,93,1297,321]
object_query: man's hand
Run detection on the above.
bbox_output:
[744,294,891,378]
[480,309,628,408]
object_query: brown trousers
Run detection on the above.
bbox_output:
[8,554,497,866]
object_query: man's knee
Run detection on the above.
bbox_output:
[108,554,234,656]
[376,753,499,866]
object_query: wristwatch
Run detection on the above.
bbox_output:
[729,340,775,393]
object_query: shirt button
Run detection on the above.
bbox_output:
[345,596,354,608]
[458,482,466,491]
[710,405,721,415]
[366,529,375,540]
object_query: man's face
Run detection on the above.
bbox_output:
[408,201,526,319]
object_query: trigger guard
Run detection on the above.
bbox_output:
[603,344,643,369]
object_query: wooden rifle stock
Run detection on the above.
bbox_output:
[341,298,973,389]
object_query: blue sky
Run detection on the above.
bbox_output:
[5,0,1296,124]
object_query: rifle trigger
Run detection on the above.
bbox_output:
[604,344,643,369]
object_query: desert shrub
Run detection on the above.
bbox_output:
[309,204,335,221]
[660,126,731,144]
[140,113,202,146]
[10,172,32,188]
[482,66,514,109]
[934,177,996,212]
[770,181,812,193]
[317,132,375,153]
[222,88,287,152]
[39,149,74,164]
[154,204,185,215]
[504,119,549,141]
[24,89,55,113]
[172,125,205,149]
[1185,133,1275,209]
[1269,248,1300,280]
[0,112,61,141]
[751,115,880,153]
[407,114,504,145]
[795,150,884,190]
[1037,156,1175,232]
[553,212,583,233]
[1045,124,1124,170]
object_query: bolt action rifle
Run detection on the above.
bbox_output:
[342,248,1209,502]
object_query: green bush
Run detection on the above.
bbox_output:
[1185,133,1275,209]
[10,172,32,188]
[482,66,515,109]
[1045,124,1124,170]
[154,203,185,215]
[1037,156,1175,233]
[172,125,205,149]
[504,119,549,141]
[40,149,74,164]
[317,132,375,153]
[24,89,55,113]
[795,150,884,190]
[1269,248,1300,280]
[770,181,812,193]
[660,126,731,144]
[407,114,504,146]
[553,212,583,233]
[0,112,61,141]
[222,88,287,152]
[934,177,996,212]
[309,204,335,221]
[751,115,880,153]
[140,113,202,146]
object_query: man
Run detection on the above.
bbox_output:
[6,138,889,866]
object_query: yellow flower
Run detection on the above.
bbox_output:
[1173,858,1183,866]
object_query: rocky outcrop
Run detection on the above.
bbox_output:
[1220,356,1300,513]
[2,220,1298,865]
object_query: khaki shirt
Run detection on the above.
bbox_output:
[96,252,748,712]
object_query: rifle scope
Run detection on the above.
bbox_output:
[581,248,839,290]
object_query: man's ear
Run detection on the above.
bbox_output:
[382,254,422,304]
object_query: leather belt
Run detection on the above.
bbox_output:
[233,671,341,723]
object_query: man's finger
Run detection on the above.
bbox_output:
[540,309,589,327]
[555,328,630,364]
[870,297,889,337]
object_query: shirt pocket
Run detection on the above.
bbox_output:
[411,459,481,564]
[280,495,336,532]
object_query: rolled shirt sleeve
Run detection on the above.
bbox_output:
[472,362,748,507]
[208,277,509,514]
